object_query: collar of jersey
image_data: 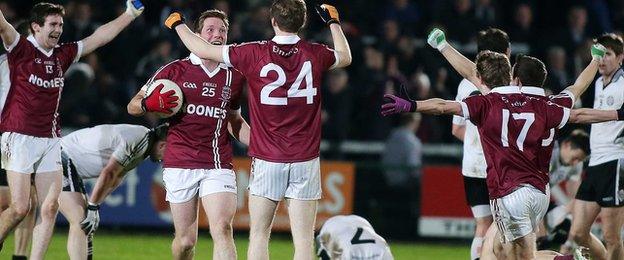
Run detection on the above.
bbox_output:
[272,35,301,44]
[490,86,545,96]
[189,53,226,78]
[27,35,54,57]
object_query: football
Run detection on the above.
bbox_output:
[144,79,184,118]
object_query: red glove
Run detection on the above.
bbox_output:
[141,83,179,114]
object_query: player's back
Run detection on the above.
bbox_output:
[224,35,338,162]
[317,215,393,260]
[461,86,570,198]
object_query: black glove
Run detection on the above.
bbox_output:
[315,4,340,25]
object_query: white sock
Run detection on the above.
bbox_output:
[471,236,484,260]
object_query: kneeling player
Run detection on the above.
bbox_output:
[58,124,168,259]
[316,215,393,260]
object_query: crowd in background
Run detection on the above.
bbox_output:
[1,0,623,150]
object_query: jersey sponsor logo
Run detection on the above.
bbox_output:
[28,74,64,88]
[272,45,299,57]
[607,96,615,106]
[224,184,235,190]
[185,104,227,119]
[182,82,197,89]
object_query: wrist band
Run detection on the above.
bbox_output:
[87,202,100,210]
[617,108,624,120]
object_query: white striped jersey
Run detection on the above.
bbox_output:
[589,68,624,166]
[453,79,487,178]
[60,124,150,178]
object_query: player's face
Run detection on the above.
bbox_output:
[560,142,587,166]
[33,14,63,49]
[149,140,167,162]
[598,48,624,76]
[199,17,228,45]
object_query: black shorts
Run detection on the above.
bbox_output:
[575,159,624,207]
[0,168,6,186]
[463,176,489,207]
[62,154,86,194]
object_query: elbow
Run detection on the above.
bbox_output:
[343,54,353,66]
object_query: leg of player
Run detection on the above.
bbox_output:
[58,191,88,259]
[599,207,624,260]
[170,197,199,260]
[473,214,493,259]
[569,200,607,260]
[287,199,317,260]
[511,233,537,259]
[247,195,279,260]
[0,172,32,245]
[201,192,237,260]
[30,171,62,260]
[13,187,36,258]
[479,224,498,260]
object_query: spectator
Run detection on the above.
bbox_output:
[474,0,497,29]
[443,0,478,44]
[63,1,99,41]
[545,46,570,93]
[322,69,353,159]
[553,6,590,55]
[384,0,420,35]
[508,3,534,45]
[135,38,174,84]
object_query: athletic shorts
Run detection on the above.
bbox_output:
[576,159,624,207]
[1,132,62,174]
[162,168,237,204]
[248,157,321,201]
[61,153,86,194]
[463,176,491,218]
[490,185,549,243]
[0,168,6,186]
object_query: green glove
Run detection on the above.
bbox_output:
[591,43,606,61]
[427,28,448,51]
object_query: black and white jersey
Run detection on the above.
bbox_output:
[317,215,393,260]
[453,79,486,178]
[589,68,624,166]
[548,142,583,186]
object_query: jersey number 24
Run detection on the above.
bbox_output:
[260,61,317,105]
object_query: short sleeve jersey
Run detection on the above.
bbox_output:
[61,124,150,179]
[317,215,393,260]
[223,35,338,162]
[143,54,244,169]
[589,68,624,166]
[460,86,571,199]
[453,79,486,178]
[0,32,82,137]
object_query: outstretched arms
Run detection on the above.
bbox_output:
[561,44,606,100]
[315,4,352,68]
[381,94,462,116]
[81,0,144,56]
[568,108,621,124]
[165,12,224,62]
[0,7,18,49]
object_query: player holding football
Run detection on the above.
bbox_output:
[164,1,351,259]
[128,9,249,260]
[316,215,394,260]
[0,1,144,258]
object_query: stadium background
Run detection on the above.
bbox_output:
[1,0,623,258]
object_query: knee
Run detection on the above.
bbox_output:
[174,235,197,252]
[570,229,589,243]
[517,249,534,260]
[210,220,233,239]
[40,200,59,220]
[603,231,622,249]
[11,201,31,219]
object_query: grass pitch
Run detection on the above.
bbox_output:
[0,228,470,259]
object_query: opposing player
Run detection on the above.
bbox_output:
[164,1,351,259]
[316,215,393,260]
[128,9,249,260]
[568,33,624,260]
[0,1,144,258]
[56,124,167,260]
[451,28,509,260]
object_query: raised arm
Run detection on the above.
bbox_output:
[427,29,488,94]
[0,7,18,49]
[568,108,620,124]
[562,44,606,100]
[165,12,224,62]
[381,94,462,116]
[315,4,352,68]
[80,0,144,56]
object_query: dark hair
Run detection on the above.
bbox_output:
[512,55,547,87]
[564,130,590,156]
[476,50,511,88]
[15,20,31,35]
[270,0,306,33]
[29,2,65,34]
[194,9,229,33]
[150,123,169,142]
[477,28,510,54]
[595,33,624,55]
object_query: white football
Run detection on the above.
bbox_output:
[144,79,184,118]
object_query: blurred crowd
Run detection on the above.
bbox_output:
[1,0,623,151]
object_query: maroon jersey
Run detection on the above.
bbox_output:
[147,54,244,169]
[223,35,338,162]
[0,34,81,137]
[460,86,571,199]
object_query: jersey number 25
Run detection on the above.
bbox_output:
[260,61,317,105]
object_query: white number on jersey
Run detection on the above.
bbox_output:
[260,61,316,105]
[501,109,535,151]
[202,87,215,97]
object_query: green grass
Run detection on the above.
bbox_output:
[0,228,470,259]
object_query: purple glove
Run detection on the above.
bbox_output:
[381,94,417,116]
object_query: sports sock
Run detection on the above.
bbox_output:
[470,236,484,260]
[12,255,27,260]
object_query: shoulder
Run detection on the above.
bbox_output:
[231,40,268,49]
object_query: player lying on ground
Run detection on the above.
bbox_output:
[129,9,250,260]
[316,215,393,260]
[0,1,144,258]
[164,1,351,259]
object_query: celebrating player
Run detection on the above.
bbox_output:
[567,33,624,260]
[164,1,351,259]
[129,9,249,260]
[316,215,394,260]
[0,1,144,258]
[56,124,167,260]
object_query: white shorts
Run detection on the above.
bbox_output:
[249,157,321,201]
[490,185,549,243]
[1,132,61,174]
[162,168,237,204]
